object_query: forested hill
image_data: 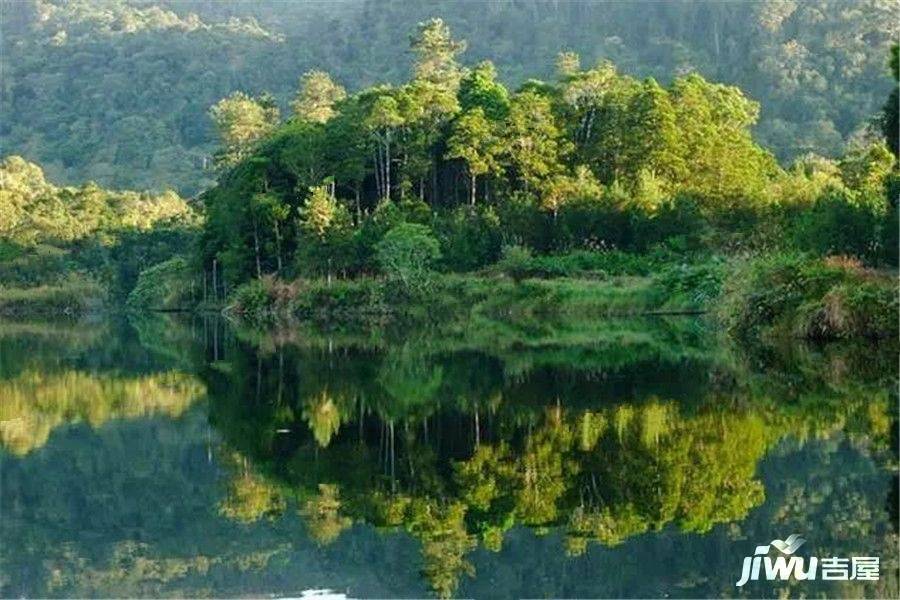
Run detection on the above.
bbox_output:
[1,0,895,195]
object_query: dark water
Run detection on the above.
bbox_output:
[1,314,897,598]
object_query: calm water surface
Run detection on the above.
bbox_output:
[1,315,897,598]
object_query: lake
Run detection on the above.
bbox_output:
[1,314,896,598]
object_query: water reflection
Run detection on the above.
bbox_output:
[0,315,896,598]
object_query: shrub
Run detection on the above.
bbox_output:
[229,279,274,319]
[497,244,533,282]
[789,190,883,263]
[655,259,726,309]
[796,281,898,340]
[435,206,502,271]
[127,256,198,310]
[375,223,442,293]
[718,252,896,340]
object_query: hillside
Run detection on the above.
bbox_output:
[1,0,895,195]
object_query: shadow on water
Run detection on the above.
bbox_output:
[0,313,897,598]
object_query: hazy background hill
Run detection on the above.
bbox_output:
[1,0,895,195]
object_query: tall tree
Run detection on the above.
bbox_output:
[446,108,502,205]
[363,91,405,201]
[502,91,568,193]
[458,61,510,121]
[291,70,347,123]
[209,92,280,167]
[410,17,467,92]
[882,44,899,160]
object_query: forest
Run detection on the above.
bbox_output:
[1,0,896,194]
[1,4,898,597]
[190,17,898,341]
[0,3,897,344]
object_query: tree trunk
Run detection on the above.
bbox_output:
[431,149,438,203]
[273,220,282,273]
[470,173,476,205]
[385,136,391,201]
[212,259,218,303]
[374,147,382,200]
[253,221,262,278]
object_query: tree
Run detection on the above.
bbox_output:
[410,18,466,91]
[363,91,406,201]
[669,74,775,203]
[209,92,280,167]
[291,70,347,123]
[458,61,510,121]
[251,192,290,273]
[555,51,581,78]
[407,18,467,203]
[299,184,344,239]
[620,78,683,190]
[446,108,502,205]
[501,91,568,193]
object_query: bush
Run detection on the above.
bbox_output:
[789,190,883,263]
[494,249,664,280]
[796,280,899,340]
[229,276,387,322]
[718,252,896,340]
[435,206,502,271]
[655,258,726,309]
[229,278,276,319]
[375,223,442,294]
[127,256,198,310]
[497,244,533,282]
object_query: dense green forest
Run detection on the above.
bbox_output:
[1,0,896,195]
[189,18,896,341]
[0,3,897,342]
[0,155,198,313]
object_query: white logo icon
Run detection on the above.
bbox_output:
[736,534,879,587]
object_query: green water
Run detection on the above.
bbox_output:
[1,315,896,598]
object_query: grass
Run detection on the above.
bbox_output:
[226,267,702,330]
[0,277,106,316]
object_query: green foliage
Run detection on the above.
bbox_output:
[497,245,533,283]
[291,70,347,123]
[882,44,899,159]
[434,206,502,271]
[789,190,884,262]
[194,21,897,302]
[209,91,280,167]
[0,156,200,311]
[375,223,442,292]
[718,253,898,340]
[126,256,198,310]
[2,1,893,195]
[0,275,106,316]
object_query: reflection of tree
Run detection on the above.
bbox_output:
[206,327,895,598]
[376,348,444,419]
[301,390,345,448]
[300,484,351,545]
[516,408,576,525]
[218,453,285,523]
[407,500,476,599]
[0,370,204,455]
